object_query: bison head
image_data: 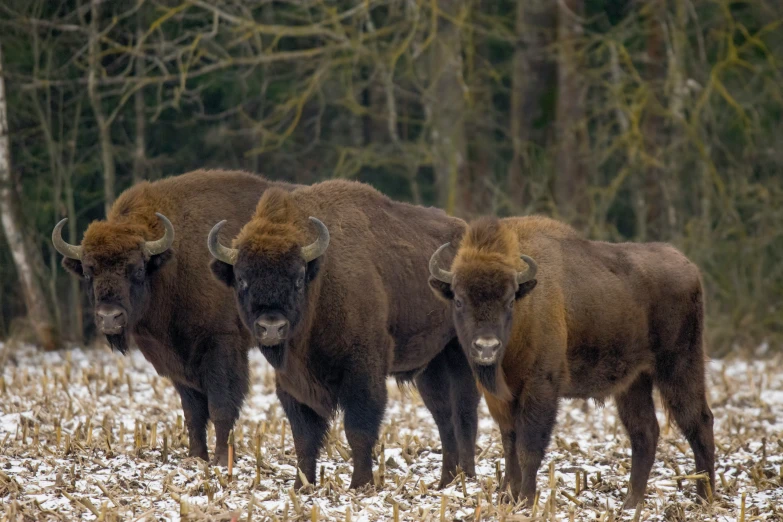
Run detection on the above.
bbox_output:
[207,199,329,369]
[427,235,537,397]
[52,213,175,354]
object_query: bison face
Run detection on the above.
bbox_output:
[439,269,527,366]
[208,217,330,370]
[53,213,175,354]
[427,244,538,394]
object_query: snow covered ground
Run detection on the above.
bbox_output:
[1,341,782,521]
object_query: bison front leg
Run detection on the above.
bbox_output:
[499,429,522,501]
[175,384,210,462]
[515,391,559,508]
[276,385,330,489]
[339,370,387,489]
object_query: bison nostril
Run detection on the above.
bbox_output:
[472,336,501,363]
[96,305,127,331]
[255,315,289,343]
[277,322,288,337]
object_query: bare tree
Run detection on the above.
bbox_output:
[132,11,146,184]
[427,0,468,215]
[508,0,556,207]
[0,43,59,350]
[554,0,588,228]
[87,0,117,214]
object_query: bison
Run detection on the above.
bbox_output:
[206,179,480,489]
[427,215,715,510]
[52,169,295,465]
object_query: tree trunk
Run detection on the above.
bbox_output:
[508,0,556,209]
[554,0,588,228]
[642,0,666,240]
[132,16,146,185]
[0,43,59,350]
[88,0,116,214]
[427,0,468,216]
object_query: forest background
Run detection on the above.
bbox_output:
[0,0,781,356]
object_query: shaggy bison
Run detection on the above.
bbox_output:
[52,169,294,464]
[207,179,480,489]
[427,215,715,510]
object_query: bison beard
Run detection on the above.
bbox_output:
[435,215,716,510]
[473,362,511,401]
[51,169,296,465]
[207,181,482,491]
[260,345,285,369]
[106,332,130,355]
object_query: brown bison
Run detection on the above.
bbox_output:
[427,215,715,510]
[206,179,480,489]
[52,169,295,465]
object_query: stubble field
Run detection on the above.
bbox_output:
[1,341,782,521]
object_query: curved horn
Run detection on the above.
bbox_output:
[207,220,239,265]
[143,212,175,257]
[301,217,330,262]
[51,218,83,260]
[428,243,454,284]
[517,254,538,284]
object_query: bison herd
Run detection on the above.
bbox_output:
[51,168,715,510]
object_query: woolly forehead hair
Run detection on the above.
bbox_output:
[75,184,173,259]
[233,188,308,258]
[81,221,149,260]
[453,217,519,272]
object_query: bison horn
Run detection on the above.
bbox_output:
[517,254,538,284]
[428,243,454,284]
[52,218,83,260]
[207,220,239,265]
[143,213,175,257]
[301,217,330,262]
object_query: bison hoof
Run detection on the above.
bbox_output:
[348,474,373,490]
[188,448,209,462]
[621,495,644,512]
[210,453,230,466]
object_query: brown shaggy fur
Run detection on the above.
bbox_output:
[210,179,481,491]
[60,169,296,465]
[429,215,715,510]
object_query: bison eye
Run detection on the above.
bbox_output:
[454,298,463,309]
[238,278,248,291]
[508,298,515,309]
[295,277,304,290]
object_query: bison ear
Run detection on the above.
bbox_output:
[146,250,173,276]
[210,258,235,287]
[62,258,85,278]
[428,277,454,302]
[515,279,537,300]
[305,257,323,283]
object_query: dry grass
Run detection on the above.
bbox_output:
[1,341,782,521]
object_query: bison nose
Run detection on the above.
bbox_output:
[255,315,289,346]
[472,336,501,365]
[96,305,127,334]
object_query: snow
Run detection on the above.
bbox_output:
[1,341,782,520]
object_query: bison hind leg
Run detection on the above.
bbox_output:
[339,368,388,490]
[175,384,210,462]
[416,351,460,489]
[444,339,480,478]
[614,372,659,511]
[655,353,715,503]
